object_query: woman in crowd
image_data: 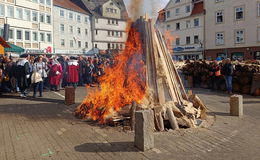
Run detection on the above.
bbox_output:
[32,56,48,97]
[67,57,79,88]
[49,58,62,91]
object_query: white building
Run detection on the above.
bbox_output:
[0,0,53,54]
[158,0,205,60]
[81,0,128,52]
[53,0,92,55]
[204,0,260,60]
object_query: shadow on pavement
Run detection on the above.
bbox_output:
[0,102,78,121]
[0,94,64,104]
[74,142,139,152]
[210,112,230,117]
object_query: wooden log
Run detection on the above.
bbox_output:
[166,107,179,130]
[130,102,137,131]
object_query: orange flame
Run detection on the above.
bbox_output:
[75,26,146,123]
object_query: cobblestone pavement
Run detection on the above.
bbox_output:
[0,87,259,160]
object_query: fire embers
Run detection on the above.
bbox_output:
[75,27,146,123]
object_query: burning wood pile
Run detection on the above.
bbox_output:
[182,60,260,95]
[75,17,207,131]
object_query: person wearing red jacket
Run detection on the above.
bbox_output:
[49,59,62,91]
[67,57,79,88]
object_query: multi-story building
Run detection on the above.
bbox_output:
[81,0,128,52]
[204,0,260,60]
[53,0,93,55]
[158,0,205,60]
[0,0,53,54]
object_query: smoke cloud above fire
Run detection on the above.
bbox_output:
[125,0,168,20]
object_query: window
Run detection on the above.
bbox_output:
[186,5,191,13]
[0,4,4,17]
[60,24,65,32]
[24,10,31,21]
[9,29,13,39]
[258,27,260,41]
[78,41,81,48]
[108,43,111,49]
[194,35,199,44]
[33,32,38,41]
[120,32,123,37]
[166,11,170,18]
[186,36,191,44]
[85,29,88,35]
[176,8,180,15]
[235,30,244,43]
[61,39,65,46]
[85,42,88,48]
[40,33,45,41]
[215,0,224,2]
[175,0,180,3]
[216,32,224,45]
[7,6,14,18]
[40,0,45,4]
[77,15,81,23]
[46,15,51,24]
[69,12,73,20]
[235,7,244,20]
[77,27,81,34]
[46,0,51,5]
[258,3,260,16]
[60,10,64,17]
[216,11,223,23]
[108,31,110,36]
[32,12,38,22]
[70,40,73,47]
[95,44,98,48]
[186,20,190,28]
[167,24,171,30]
[194,18,199,27]
[16,30,22,40]
[16,8,23,19]
[69,26,73,34]
[25,31,30,41]
[40,13,45,23]
[47,33,51,42]
[85,17,88,23]
[176,23,180,30]
[96,30,98,35]
[176,38,180,45]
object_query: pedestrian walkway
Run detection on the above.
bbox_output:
[0,88,259,160]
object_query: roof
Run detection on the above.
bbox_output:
[0,37,11,48]
[191,1,205,15]
[80,0,128,20]
[53,0,91,15]
[5,43,24,53]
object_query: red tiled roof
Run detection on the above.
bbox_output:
[191,1,204,15]
[53,0,91,15]
[0,37,11,48]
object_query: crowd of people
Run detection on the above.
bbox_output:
[0,54,113,98]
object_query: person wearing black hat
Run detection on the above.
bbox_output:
[67,56,79,88]
[15,54,30,98]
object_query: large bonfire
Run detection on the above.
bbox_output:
[75,26,147,123]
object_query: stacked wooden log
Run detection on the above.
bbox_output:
[122,17,208,130]
[181,60,260,95]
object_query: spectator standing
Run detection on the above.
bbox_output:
[32,56,47,97]
[49,58,62,91]
[67,57,79,88]
[78,56,86,86]
[210,60,221,90]
[15,54,30,97]
[222,58,233,94]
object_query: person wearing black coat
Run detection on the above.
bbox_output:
[15,54,30,98]
[222,58,233,94]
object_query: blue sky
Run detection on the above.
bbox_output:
[124,0,169,18]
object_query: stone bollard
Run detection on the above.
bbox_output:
[134,110,154,151]
[230,95,243,117]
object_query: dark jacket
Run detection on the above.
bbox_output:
[222,63,233,76]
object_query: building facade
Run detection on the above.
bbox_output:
[0,0,53,54]
[53,0,92,55]
[158,0,205,60]
[204,0,260,60]
[81,0,128,52]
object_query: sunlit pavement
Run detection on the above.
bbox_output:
[0,87,259,160]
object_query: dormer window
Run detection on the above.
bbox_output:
[110,2,113,5]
